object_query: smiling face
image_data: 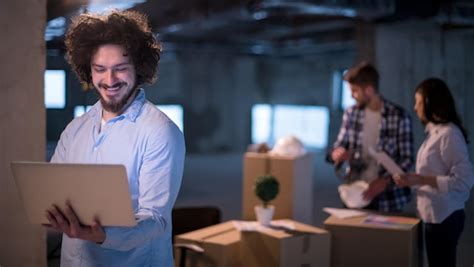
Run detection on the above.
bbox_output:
[91,44,137,116]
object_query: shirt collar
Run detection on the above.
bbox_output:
[89,88,146,123]
[425,122,437,134]
[355,96,385,114]
[122,88,146,122]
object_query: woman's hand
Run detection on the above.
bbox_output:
[393,173,422,187]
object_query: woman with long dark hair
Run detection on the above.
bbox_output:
[394,78,473,267]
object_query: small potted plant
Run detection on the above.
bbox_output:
[254,174,279,225]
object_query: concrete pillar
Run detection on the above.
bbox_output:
[0,0,47,266]
[355,20,375,64]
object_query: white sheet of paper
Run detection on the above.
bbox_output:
[323,207,367,219]
[368,147,405,175]
[232,220,295,231]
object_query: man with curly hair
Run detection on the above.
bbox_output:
[45,10,185,266]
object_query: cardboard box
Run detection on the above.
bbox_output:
[242,152,314,224]
[174,221,241,267]
[323,214,422,267]
[240,219,331,267]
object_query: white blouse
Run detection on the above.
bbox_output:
[416,122,474,223]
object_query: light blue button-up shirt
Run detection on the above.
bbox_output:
[51,89,185,266]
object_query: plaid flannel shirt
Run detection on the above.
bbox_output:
[333,98,414,212]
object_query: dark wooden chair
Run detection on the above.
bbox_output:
[172,206,222,267]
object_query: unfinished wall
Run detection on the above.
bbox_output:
[0,0,46,266]
[154,50,355,153]
[49,48,355,153]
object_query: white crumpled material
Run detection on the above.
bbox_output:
[338,180,370,209]
[268,135,306,157]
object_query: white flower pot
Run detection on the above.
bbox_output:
[254,205,275,226]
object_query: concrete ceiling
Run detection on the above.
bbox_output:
[45,0,474,55]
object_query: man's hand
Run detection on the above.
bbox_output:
[331,147,349,164]
[363,178,389,201]
[45,204,106,244]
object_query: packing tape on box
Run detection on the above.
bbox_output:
[199,226,236,242]
[302,235,310,254]
[264,156,271,175]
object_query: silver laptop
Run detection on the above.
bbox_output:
[11,161,136,227]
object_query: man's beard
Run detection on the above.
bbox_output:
[98,83,139,114]
[355,96,369,108]
[356,100,367,109]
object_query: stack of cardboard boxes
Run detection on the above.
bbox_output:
[175,215,421,267]
[174,219,330,267]
[324,214,422,267]
[240,219,330,267]
[174,221,241,267]
[175,150,422,267]
[242,152,314,224]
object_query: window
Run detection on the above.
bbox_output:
[73,105,93,118]
[45,70,66,109]
[332,69,355,111]
[251,104,272,144]
[156,105,184,133]
[251,104,330,149]
[341,78,355,110]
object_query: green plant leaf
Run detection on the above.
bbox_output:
[254,175,279,207]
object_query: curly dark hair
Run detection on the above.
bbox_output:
[65,10,162,88]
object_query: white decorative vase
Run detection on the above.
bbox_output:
[254,205,275,226]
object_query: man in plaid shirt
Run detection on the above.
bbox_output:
[330,62,413,212]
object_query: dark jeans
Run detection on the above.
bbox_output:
[424,209,465,267]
